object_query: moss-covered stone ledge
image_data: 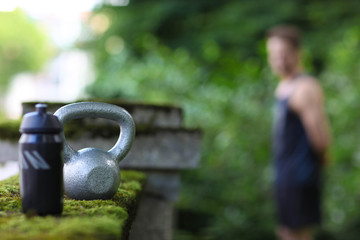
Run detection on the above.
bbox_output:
[22,99,183,129]
[0,170,146,240]
[0,119,21,142]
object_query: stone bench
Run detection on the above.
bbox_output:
[0,100,202,240]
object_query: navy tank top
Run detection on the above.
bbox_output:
[273,96,321,187]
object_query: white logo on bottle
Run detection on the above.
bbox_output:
[21,150,50,170]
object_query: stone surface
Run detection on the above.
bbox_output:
[23,101,183,128]
[129,195,174,240]
[65,129,201,170]
[0,162,19,180]
[0,127,201,170]
[0,141,18,162]
[145,171,180,201]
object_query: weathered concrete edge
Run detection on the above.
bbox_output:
[22,100,183,115]
[0,141,18,162]
[22,100,184,129]
[0,129,202,169]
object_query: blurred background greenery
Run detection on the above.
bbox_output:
[81,1,360,239]
[3,0,360,239]
[0,9,52,91]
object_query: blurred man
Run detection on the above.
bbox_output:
[266,25,331,240]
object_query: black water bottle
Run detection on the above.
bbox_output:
[19,103,64,215]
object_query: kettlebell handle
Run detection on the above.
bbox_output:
[54,102,135,163]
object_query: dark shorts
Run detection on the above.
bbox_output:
[275,184,321,229]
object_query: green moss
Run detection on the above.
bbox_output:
[0,170,146,240]
[0,116,188,141]
[0,216,124,240]
[0,108,198,141]
[0,119,21,142]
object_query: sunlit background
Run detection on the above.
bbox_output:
[0,0,128,118]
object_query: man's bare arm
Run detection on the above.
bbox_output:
[290,78,331,162]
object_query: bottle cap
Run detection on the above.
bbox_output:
[20,104,63,133]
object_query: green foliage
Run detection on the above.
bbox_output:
[82,0,360,239]
[318,25,360,236]
[0,119,21,142]
[0,9,53,90]
[0,171,146,239]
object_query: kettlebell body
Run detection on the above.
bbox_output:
[54,102,135,200]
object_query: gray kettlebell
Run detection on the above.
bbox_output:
[54,102,135,200]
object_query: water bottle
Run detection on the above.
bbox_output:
[19,103,64,215]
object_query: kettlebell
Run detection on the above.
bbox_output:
[54,102,135,200]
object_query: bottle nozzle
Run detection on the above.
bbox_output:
[36,103,48,114]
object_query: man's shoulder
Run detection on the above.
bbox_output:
[290,75,324,111]
[295,75,322,96]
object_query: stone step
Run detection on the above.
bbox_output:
[0,141,17,163]
[22,100,183,128]
[0,161,19,180]
[2,101,201,170]
[0,129,201,169]
[68,129,202,170]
